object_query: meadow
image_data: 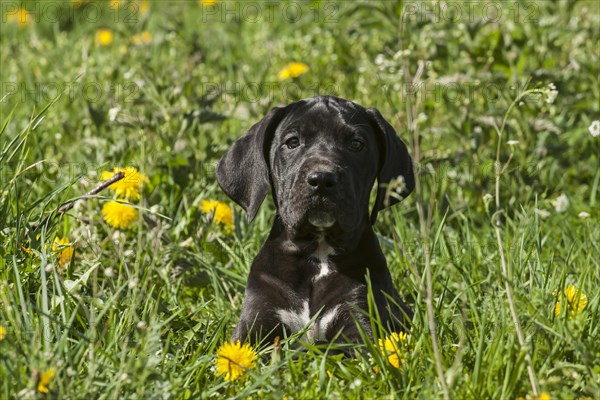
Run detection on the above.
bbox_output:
[0,0,598,399]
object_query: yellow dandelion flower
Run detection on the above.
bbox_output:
[0,325,6,341]
[200,0,219,6]
[96,28,114,46]
[130,34,141,45]
[215,341,257,381]
[138,0,150,14]
[537,392,551,400]
[277,62,309,81]
[140,31,152,43]
[37,368,56,394]
[52,237,74,268]
[555,285,587,318]
[108,0,123,9]
[200,200,233,229]
[100,167,149,201]
[102,200,138,229]
[131,31,153,45]
[7,8,31,26]
[378,332,409,369]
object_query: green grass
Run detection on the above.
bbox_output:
[1,0,599,398]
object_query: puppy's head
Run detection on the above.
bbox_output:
[216,96,413,235]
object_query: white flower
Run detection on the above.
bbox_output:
[483,193,493,210]
[104,267,115,278]
[393,49,411,60]
[589,120,600,137]
[111,230,125,244]
[507,140,519,145]
[578,211,590,219]
[546,83,558,104]
[534,208,551,219]
[16,389,36,399]
[108,107,120,122]
[349,379,363,389]
[551,194,569,213]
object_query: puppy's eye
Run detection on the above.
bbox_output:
[285,137,300,149]
[350,139,365,151]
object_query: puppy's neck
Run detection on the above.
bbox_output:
[269,215,373,256]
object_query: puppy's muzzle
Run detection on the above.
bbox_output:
[302,165,344,229]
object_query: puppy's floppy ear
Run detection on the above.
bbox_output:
[216,106,287,222]
[367,108,415,224]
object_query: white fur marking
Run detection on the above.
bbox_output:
[275,302,341,343]
[276,301,310,334]
[312,236,335,261]
[312,235,335,281]
[314,305,340,341]
[315,262,331,280]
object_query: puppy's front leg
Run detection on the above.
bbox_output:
[232,278,291,345]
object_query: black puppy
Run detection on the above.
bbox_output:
[216,95,414,345]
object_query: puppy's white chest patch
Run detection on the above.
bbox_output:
[312,236,335,281]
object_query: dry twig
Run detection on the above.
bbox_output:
[33,172,125,229]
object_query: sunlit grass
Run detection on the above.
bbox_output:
[1,1,598,399]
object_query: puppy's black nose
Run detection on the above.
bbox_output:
[306,171,337,191]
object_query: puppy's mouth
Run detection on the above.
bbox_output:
[307,209,336,229]
[283,187,355,235]
[303,195,340,230]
